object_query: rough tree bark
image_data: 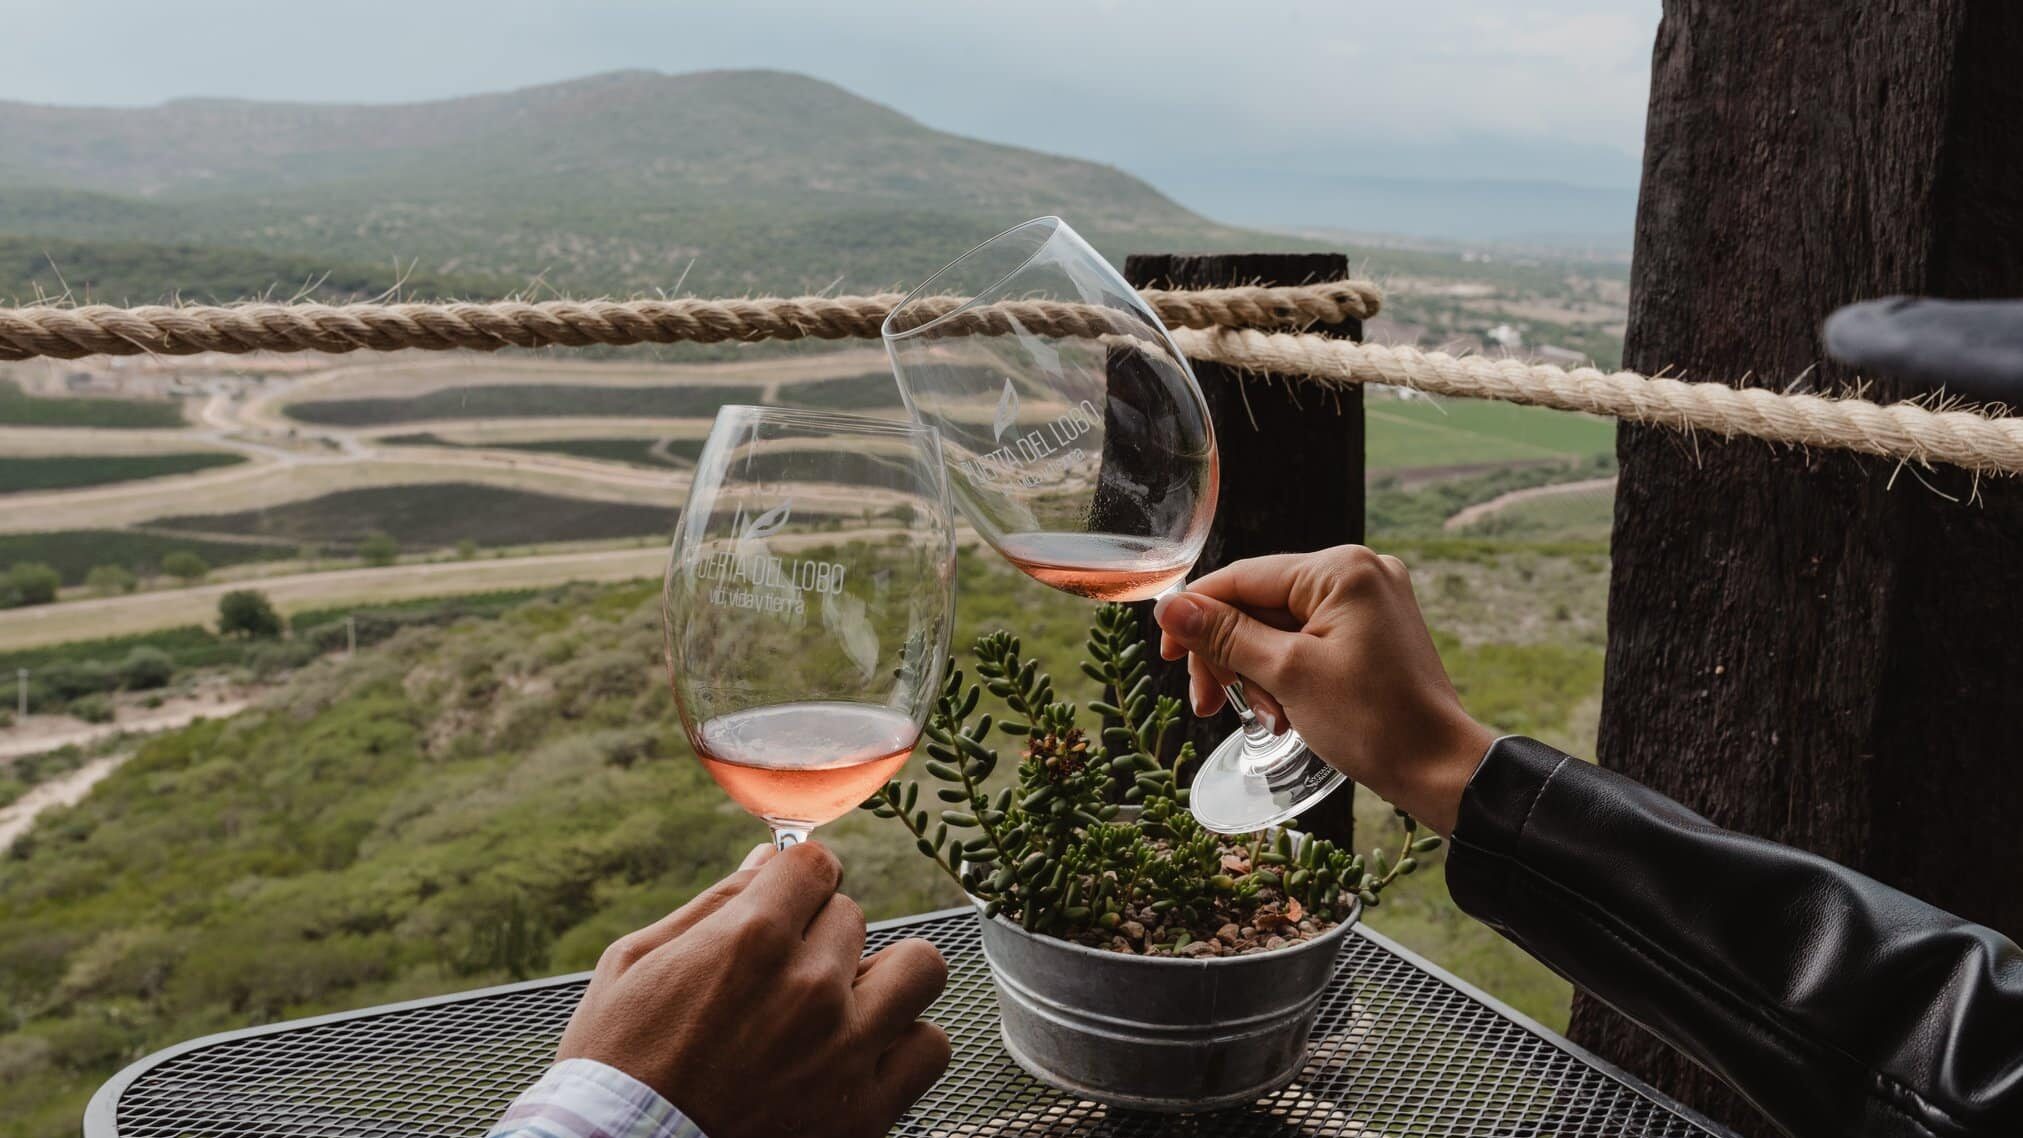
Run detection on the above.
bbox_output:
[1121,253,1364,844]
[1577,4,2023,1133]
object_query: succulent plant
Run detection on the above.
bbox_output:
[866,603,1436,949]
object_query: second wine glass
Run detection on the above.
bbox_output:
[663,406,957,850]
[883,216,1347,835]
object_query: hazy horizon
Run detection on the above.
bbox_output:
[1,1,1659,246]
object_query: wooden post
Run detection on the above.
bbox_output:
[1579,4,2023,1133]
[1122,253,1365,844]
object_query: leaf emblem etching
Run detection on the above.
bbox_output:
[992,377,1020,443]
[740,499,793,542]
[823,591,881,683]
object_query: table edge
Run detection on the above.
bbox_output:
[84,906,1741,1138]
[1351,922,1745,1138]
[81,907,972,1137]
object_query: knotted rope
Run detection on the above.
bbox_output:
[0,282,1379,362]
[1172,328,2023,478]
[3,281,2021,476]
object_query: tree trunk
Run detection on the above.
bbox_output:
[1577,4,2023,1134]
[1122,253,1364,844]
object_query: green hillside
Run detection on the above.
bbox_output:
[0,233,517,305]
[0,70,1283,298]
[0,540,1604,1136]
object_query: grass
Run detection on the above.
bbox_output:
[289,589,549,639]
[0,625,245,677]
[0,531,293,586]
[0,453,245,495]
[1368,454,1615,540]
[772,372,906,411]
[0,381,185,430]
[154,483,678,551]
[0,747,94,812]
[0,590,565,715]
[1456,484,1618,543]
[0,547,668,651]
[1366,395,1615,473]
[383,433,701,467]
[285,384,764,426]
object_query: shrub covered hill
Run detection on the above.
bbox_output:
[0,544,1601,1136]
[0,69,1282,303]
[0,564,1099,1137]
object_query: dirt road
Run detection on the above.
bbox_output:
[0,546,668,649]
[1443,476,1619,531]
[0,696,252,763]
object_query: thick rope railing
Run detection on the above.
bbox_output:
[1171,328,2023,478]
[3,283,2020,476]
[0,283,1379,362]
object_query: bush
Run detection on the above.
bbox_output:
[2,561,62,608]
[84,564,138,596]
[68,693,114,724]
[217,589,283,639]
[117,646,175,690]
[359,531,399,567]
[40,660,117,703]
[245,639,320,679]
[160,550,210,583]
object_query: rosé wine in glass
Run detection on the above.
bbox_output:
[694,702,920,831]
[993,532,1195,603]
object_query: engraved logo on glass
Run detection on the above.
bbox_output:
[700,498,848,615]
[958,394,1100,490]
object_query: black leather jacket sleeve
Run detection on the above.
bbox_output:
[1445,736,2023,1138]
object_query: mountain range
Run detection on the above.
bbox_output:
[0,69,1281,303]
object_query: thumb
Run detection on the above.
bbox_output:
[1154,591,1302,691]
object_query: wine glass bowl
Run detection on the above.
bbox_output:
[662,406,957,848]
[883,217,1216,602]
[885,217,1346,834]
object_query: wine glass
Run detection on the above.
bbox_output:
[663,406,957,849]
[882,216,1346,835]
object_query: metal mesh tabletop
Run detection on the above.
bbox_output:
[88,908,1735,1138]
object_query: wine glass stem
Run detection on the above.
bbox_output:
[770,825,811,850]
[1154,583,1276,748]
[1221,681,1274,742]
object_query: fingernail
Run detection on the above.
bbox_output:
[740,843,771,870]
[1154,593,1206,638]
[1257,709,1279,734]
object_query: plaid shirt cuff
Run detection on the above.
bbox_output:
[487,1058,706,1138]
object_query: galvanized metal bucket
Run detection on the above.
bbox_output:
[973,897,1361,1112]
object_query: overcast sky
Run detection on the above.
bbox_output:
[3,0,1661,235]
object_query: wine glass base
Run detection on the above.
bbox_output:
[1188,728,1347,835]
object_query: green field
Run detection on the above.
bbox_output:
[1368,454,1616,540]
[285,384,764,426]
[1456,484,1618,543]
[1366,396,1615,472]
[0,381,186,429]
[0,530,293,586]
[0,453,245,494]
[772,372,905,411]
[0,590,563,717]
[0,625,245,678]
[154,483,678,550]
[383,433,702,467]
